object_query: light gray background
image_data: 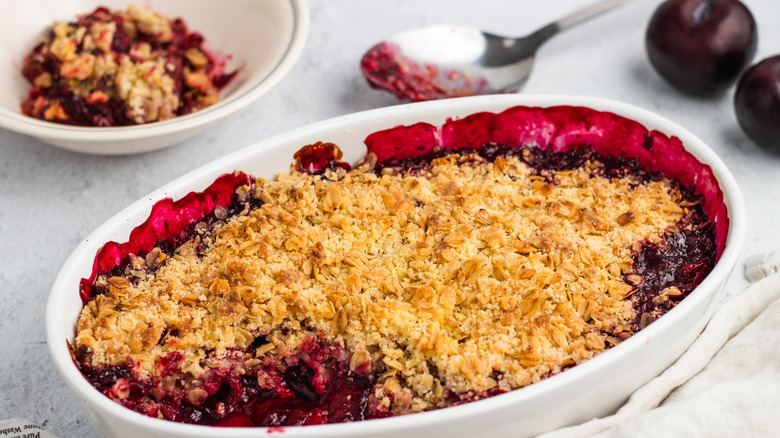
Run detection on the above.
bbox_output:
[2,0,778,436]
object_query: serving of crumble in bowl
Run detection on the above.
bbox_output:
[47,94,745,438]
[0,0,309,154]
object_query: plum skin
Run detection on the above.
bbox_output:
[645,0,757,95]
[734,56,780,150]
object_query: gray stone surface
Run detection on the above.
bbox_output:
[1,1,778,436]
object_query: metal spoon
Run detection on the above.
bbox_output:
[360,0,636,101]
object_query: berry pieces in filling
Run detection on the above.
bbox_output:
[72,142,715,426]
[21,6,236,126]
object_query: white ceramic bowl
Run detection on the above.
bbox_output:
[0,0,309,154]
[47,94,745,438]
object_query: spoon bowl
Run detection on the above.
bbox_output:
[361,0,635,101]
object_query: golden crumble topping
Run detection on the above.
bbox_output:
[75,151,684,414]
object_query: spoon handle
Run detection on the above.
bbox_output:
[527,0,636,47]
[555,0,637,31]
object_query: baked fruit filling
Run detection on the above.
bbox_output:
[71,107,722,427]
[21,6,236,126]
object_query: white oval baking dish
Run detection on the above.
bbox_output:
[47,94,745,438]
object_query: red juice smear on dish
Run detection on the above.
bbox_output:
[79,172,251,304]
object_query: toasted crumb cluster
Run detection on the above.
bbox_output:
[21,6,234,126]
[75,151,685,416]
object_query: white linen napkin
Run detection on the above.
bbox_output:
[539,252,780,438]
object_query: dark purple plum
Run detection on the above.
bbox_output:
[645,0,757,95]
[734,56,780,150]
